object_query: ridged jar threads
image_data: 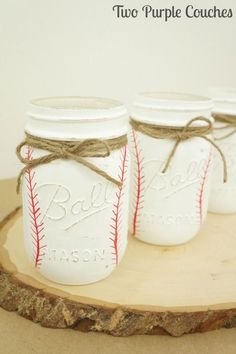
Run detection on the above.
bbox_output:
[129,92,214,246]
[18,97,129,285]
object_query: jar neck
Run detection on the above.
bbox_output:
[25,97,128,140]
[131,92,213,127]
[25,115,128,140]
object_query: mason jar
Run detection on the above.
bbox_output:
[129,92,214,246]
[208,88,236,214]
[18,96,129,284]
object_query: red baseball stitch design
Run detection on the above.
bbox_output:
[109,145,128,266]
[130,129,145,237]
[196,149,213,224]
[25,146,46,268]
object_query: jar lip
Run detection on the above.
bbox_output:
[133,92,213,111]
[131,92,213,127]
[209,87,236,103]
[28,96,127,121]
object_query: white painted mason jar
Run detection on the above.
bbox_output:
[209,88,236,214]
[129,92,214,246]
[19,97,129,285]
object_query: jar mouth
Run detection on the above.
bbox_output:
[131,92,213,127]
[140,92,210,102]
[26,96,128,140]
[31,96,123,110]
[29,96,127,121]
[133,92,213,111]
[209,87,236,103]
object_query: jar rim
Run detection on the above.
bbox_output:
[209,87,236,103]
[31,96,123,110]
[29,96,127,121]
[139,92,211,102]
[131,92,213,127]
[133,92,213,111]
[26,96,128,140]
[209,88,236,115]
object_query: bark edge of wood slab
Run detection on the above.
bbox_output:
[0,209,236,337]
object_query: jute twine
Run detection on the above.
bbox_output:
[213,113,236,140]
[16,133,127,194]
[130,116,227,182]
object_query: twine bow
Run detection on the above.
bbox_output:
[130,116,227,182]
[16,133,127,194]
[213,113,236,140]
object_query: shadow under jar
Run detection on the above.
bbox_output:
[208,88,236,214]
[18,96,129,285]
[129,92,215,246]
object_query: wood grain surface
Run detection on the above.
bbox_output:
[0,203,236,336]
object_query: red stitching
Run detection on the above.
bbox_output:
[196,149,213,224]
[131,129,145,237]
[110,145,128,266]
[25,146,46,268]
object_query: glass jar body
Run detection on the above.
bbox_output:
[208,88,236,214]
[21,97,129,284]
[209,121,236,213]
[129,92,213,245]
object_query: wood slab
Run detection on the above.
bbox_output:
[0,178,20,223]
[0,209,236,336]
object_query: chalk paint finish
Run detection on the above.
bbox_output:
[129,92,214,245]
[21,97,129,285]
[209,88,236,214]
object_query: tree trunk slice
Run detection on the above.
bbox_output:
[0,209,236,337]
[0,178,21,223]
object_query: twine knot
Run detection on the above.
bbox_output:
[16,133,127,194]
[130,116,227,183]
[61,147,69,158]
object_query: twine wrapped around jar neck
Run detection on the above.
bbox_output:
[212,113,236,140]
[16,133,127,194]
[130,116,227,182]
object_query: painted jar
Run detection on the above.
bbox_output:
[129,92,215,246]
[209,88,236,214]
[17,97,129,285]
